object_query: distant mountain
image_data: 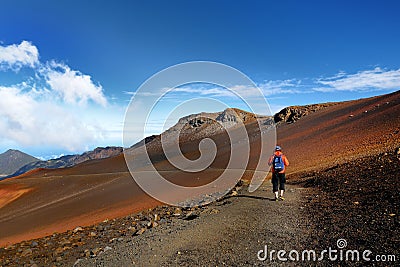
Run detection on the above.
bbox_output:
[10,146,123,178]
[0,149,40,177]
[130,108,272,152]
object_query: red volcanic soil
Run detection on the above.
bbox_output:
[0,91,399,247]
[277,90,400,173]
[12,168,47,178]
[0,184,32,210]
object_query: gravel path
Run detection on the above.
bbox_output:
[75,182,313,267]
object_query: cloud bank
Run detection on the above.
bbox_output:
[0,85,100,151]
[0,41,109,152]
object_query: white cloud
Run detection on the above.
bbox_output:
[0,41,39,70]
[0,41,121,154]
[41,61,107,106]
[258,79,303,96]
[227,80,303,98]
[0,85,104,152]
[131,79,303,100]
[316,67,400,92]
[36,154,65,161]
[174,86,235,97]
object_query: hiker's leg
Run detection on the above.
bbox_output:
[279,173,286,197]
[272,173,279,198]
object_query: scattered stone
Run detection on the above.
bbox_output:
[210,209,220,214]
[174,207,182,214]
[30,241,38,248]
[55,256,63,262]
[90,247,102,257]
[235,188,242,193]
[73,227,83,233]
[231,190,238,196]
[136,228,146,235]
[103,246,113,252]
[73,259,83,266]
[54,247,64,255]
[109,237,118,243]
[83,249,90,257]
[89,231,97,237]
[21,248,33,257]
[60,239,72,246]
[216,200,230,206]
[128,226,137,232]
[72,242,84,247]
[183,211,199,220]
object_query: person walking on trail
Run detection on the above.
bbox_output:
[269,146,289,201]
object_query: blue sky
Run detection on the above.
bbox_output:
[0,0,399,158]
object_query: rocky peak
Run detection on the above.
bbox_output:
[0,149,39,177]
[274,103,338,124]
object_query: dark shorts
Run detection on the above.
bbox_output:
[272,172,286,192]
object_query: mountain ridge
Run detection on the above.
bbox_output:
[8,146,123,178]
[0,149,39,177]
[3,93,395,179]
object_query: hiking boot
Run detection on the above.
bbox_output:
[275,197,279,201]
[279,196,285,201]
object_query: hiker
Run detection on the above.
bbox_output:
[268,146,289,201]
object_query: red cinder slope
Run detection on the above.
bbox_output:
[277,90,400,174]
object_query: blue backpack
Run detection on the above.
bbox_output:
[273,155,284,172]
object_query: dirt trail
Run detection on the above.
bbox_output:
[75,182,314,266]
